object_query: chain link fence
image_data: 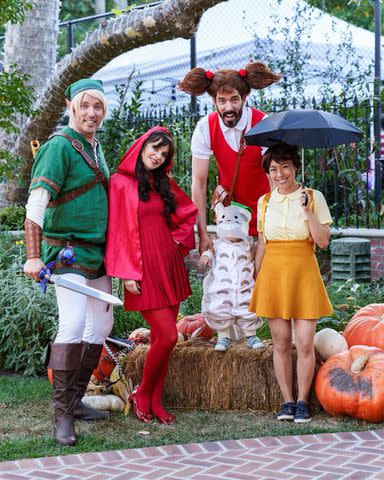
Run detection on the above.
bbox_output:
[90,0,377,110]
[1,1,376,106]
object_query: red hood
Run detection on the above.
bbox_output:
[105,126,198,282]
[117,126,173,176]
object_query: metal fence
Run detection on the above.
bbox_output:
[99,95,383,230]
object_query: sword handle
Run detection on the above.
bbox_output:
[38,261,55,293]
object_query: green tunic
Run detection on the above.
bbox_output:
[30,127,109,279]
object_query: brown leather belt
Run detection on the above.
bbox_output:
[54,262,101,275]
[43,236,102,248]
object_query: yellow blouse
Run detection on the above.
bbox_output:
[257,186,332,241]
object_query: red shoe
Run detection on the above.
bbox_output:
[154,412,176,425]
[128,391,153,424]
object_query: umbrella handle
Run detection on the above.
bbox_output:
[301,181,309,207]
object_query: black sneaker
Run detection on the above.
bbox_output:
[294,400,312,423]
[277,402,296,421]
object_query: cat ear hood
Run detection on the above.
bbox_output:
[215,201,252,241]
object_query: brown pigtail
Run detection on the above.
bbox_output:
[244,61,281,90]
[177,67,212,96]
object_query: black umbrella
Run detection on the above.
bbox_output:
[244,109,363,195]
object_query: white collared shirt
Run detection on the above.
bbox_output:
[191,107,258,160]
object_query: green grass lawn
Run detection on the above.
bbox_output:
[1,373,384,462]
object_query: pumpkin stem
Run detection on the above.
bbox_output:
[351,355,369,373]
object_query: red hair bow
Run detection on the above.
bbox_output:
[238,69,247,78]
[205,70,214,80]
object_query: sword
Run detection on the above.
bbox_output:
[38,262,123,306]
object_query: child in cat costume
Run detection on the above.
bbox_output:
[200,202,264,352]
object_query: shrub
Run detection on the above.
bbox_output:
[179,271,204,317]
[0,205,26,231]
[0,268,58,375]
[0,232,25,270]
[317,280,384,332]
[0,234,57,375]
[111,307,147,337]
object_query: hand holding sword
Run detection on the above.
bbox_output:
[23,257,46,282]
[37,262,123,306]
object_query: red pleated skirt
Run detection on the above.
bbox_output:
[124,191,191,311]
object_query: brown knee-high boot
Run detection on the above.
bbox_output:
[74,342,109,421]
[46,342,83,446]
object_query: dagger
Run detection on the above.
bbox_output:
[38,262,123,306]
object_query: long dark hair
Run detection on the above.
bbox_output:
[135,131,176,224]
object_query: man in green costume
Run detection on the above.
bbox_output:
[23,79,114,446]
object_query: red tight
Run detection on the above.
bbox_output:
[136,305,179,419]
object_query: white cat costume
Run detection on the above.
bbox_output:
[201,202,263,348]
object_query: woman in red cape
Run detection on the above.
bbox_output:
[105,126,197,424]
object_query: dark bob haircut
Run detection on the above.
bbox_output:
[262,143,301,173]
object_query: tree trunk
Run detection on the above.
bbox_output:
[3,0,60,95]
[4,0,225,205]
[1,0,60,206]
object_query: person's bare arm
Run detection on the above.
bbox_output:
[300,189,330,249]
[192,156,213,254]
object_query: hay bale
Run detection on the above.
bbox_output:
[122,340,321,412]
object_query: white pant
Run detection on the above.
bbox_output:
[54,274,114,344]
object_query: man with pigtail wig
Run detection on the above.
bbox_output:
[178,61,280,254]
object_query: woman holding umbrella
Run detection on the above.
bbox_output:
[249,142,333,423]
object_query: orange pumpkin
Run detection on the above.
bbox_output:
[343,303,384,349]
[177,313,214,339]
[315,345,384,422]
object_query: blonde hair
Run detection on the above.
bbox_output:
[68,89,108,128]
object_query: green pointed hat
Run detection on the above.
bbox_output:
[64,79,104,100]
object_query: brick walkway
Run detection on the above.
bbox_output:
[1,430,384,480]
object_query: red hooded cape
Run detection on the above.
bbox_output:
[104,126,197,281]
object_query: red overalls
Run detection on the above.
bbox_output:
[208,107,270,235]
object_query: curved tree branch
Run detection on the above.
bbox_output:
[15,0,227,177]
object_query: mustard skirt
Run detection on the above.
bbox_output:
[249,240,333,320]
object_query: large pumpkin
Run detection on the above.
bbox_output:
[343,303,384,349]
[177,313,214,339]
[314,328,348,361]
[315,345,384,422]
